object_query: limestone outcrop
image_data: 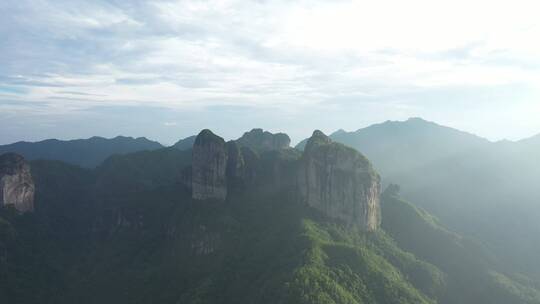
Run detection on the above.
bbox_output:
[0,153,35,213]
[192,129,381,230]
[298,131,381,230]
[236,128,290,151]
[191,129,290,201]
[192,130,229,200]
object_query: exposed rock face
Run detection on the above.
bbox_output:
[298,131,381,230]
[239,146,259,183]
[226,141,245,180]
[236,128,291,151]
[191,129,294,201]
[225,141,247,191]
[192,130,228,201]
[0,153,35,213]
[191,128,381,229]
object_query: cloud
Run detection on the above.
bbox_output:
[0,0,539,144]
[0,86,29,95]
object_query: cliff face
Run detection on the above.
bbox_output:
[236,128,290,151]
[192,129,381,230]
[226,141,245,180]
[298,131,381,230]
[0,153,35,213]
[191,129,290,201]
[192,130,229,201]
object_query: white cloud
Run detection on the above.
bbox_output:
[1,0,539,143]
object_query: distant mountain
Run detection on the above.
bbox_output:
[297,117,489,177]
[330,128,347,136]
[172,135,196,150]
[517,133,540,150]
[0,136,163,168]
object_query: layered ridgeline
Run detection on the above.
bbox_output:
[0,136,163,168]
[1,128,539,304]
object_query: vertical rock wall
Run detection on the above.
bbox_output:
[0,153,35,213]
[191,128,381,231]
[191,130,229,201]
[298,131,381,230]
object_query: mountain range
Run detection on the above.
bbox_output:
[0,136,163,168]
[1,119,539,304]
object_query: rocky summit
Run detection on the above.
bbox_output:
[298,130,381,230]
[191,130,229,201]
[0,153,35,213]
[236,128,291,151]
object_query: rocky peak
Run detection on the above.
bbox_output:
[236,128,291,151]
[0,153,35,213]
[298,131,381,230]
[305,130,332,149]
[195,129,224,146]
[192,130,229,201]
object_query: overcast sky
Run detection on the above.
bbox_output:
[1,0,539,145]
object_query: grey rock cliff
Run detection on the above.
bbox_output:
[0,153,35,213]
[236,128,290,151]
[298,131,381,230]
[239,146,259,183]
[226,141,245,180]
[192,130,228,200]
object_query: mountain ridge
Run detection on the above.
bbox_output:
[0,136,164,168]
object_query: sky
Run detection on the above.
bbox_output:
[1,0,540,145]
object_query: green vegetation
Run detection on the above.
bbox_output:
[2,143,540,303]
[287,220,436,304]
[0,178,441,304]
[381,190,540,304]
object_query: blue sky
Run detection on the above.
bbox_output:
[1,0,540,145]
